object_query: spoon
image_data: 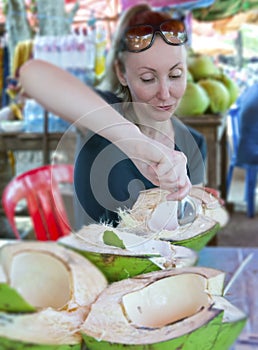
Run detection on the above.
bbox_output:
[177,196,197,226]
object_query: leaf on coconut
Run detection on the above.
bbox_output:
[0,283,36,313]
[103,230,126,249]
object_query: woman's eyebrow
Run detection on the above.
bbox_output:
[137,62,182,73]
[169,62,182,71]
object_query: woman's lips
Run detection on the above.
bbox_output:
[156,105,173,112]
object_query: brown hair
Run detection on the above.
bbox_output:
[98,4,173,102]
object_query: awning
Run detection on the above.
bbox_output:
[192,0,258,21]
[121,0,215,11]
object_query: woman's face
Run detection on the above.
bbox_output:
[117,36,187,123]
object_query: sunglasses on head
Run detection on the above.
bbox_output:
[119,19,188,53]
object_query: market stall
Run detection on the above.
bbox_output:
[0,2,258,349]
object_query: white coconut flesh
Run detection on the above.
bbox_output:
[8,251,70,309]
[118,188,226,240]
[122,274,210,328]
[0,241,108,345]
[0,308,85,344]
[147,200,179,231]
[81,267,240,345]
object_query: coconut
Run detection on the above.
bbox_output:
[59,224,198,282]
[0,241,107,348]
[188,54,220,81]
[198,79,230,114]
[176,81,210,117]
[215,72,239,107]
[118,187,229,251]
[80,267,247,350]
[187,69,194,82]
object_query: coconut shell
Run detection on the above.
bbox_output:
[80,267,246,350]
[59,224,198,282]
[0,241,107,348]
[118,188,227,251]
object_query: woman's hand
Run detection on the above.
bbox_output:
[116,132,192,200]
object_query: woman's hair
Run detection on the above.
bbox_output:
[98,4,172,102]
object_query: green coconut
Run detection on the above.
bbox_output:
[198,78,230,114]
[118,188,228,251]
[0,241,107,349]
[0,283,36,313]
[80,267,247,350]
[188,54,220,81]
[215,72,239,107]
[187,69,194,82]
[176,81,210,117]
[59,224,198,282]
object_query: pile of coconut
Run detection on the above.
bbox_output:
[176,52,239,116]
[0,186,238,349]
[0,238,246,350]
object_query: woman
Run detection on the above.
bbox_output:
[19,4,206,229]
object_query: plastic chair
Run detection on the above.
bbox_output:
[226,102,258,218]
[2,164,74,240]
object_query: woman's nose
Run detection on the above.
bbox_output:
[157,81,171,100]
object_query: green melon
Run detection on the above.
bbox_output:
[80,267,247,350]
[0,241,107,349]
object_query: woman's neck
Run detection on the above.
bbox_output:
[122,103,175,148]
[139,120,175,148]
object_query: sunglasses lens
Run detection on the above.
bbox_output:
[125,25,153,52]
[121,20,187,52]
[160,20,187,44]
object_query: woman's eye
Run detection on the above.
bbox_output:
[141,77,155,83]
[170,69,183,78]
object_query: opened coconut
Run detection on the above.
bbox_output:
[0,241,107,349]
[118,187,229,251]
[80,267,247,350]
[59,224,198,282]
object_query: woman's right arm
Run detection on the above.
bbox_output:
[19,59,191,199]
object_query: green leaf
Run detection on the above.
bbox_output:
[103,230,126,249]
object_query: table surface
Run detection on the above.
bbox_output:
[198,247,258,350]
[0,241,256,349]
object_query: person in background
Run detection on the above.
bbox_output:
[19,4,206,230]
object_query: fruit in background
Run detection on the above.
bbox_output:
[187,69,194,82]
[80,267,247,350]
[198,79,230,114]
[188,54,220,81]
[216,72,239,106]
[176,81,210,116]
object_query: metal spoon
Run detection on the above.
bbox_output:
[177,196,197,226]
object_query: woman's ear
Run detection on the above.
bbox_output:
[114,60,127,86]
